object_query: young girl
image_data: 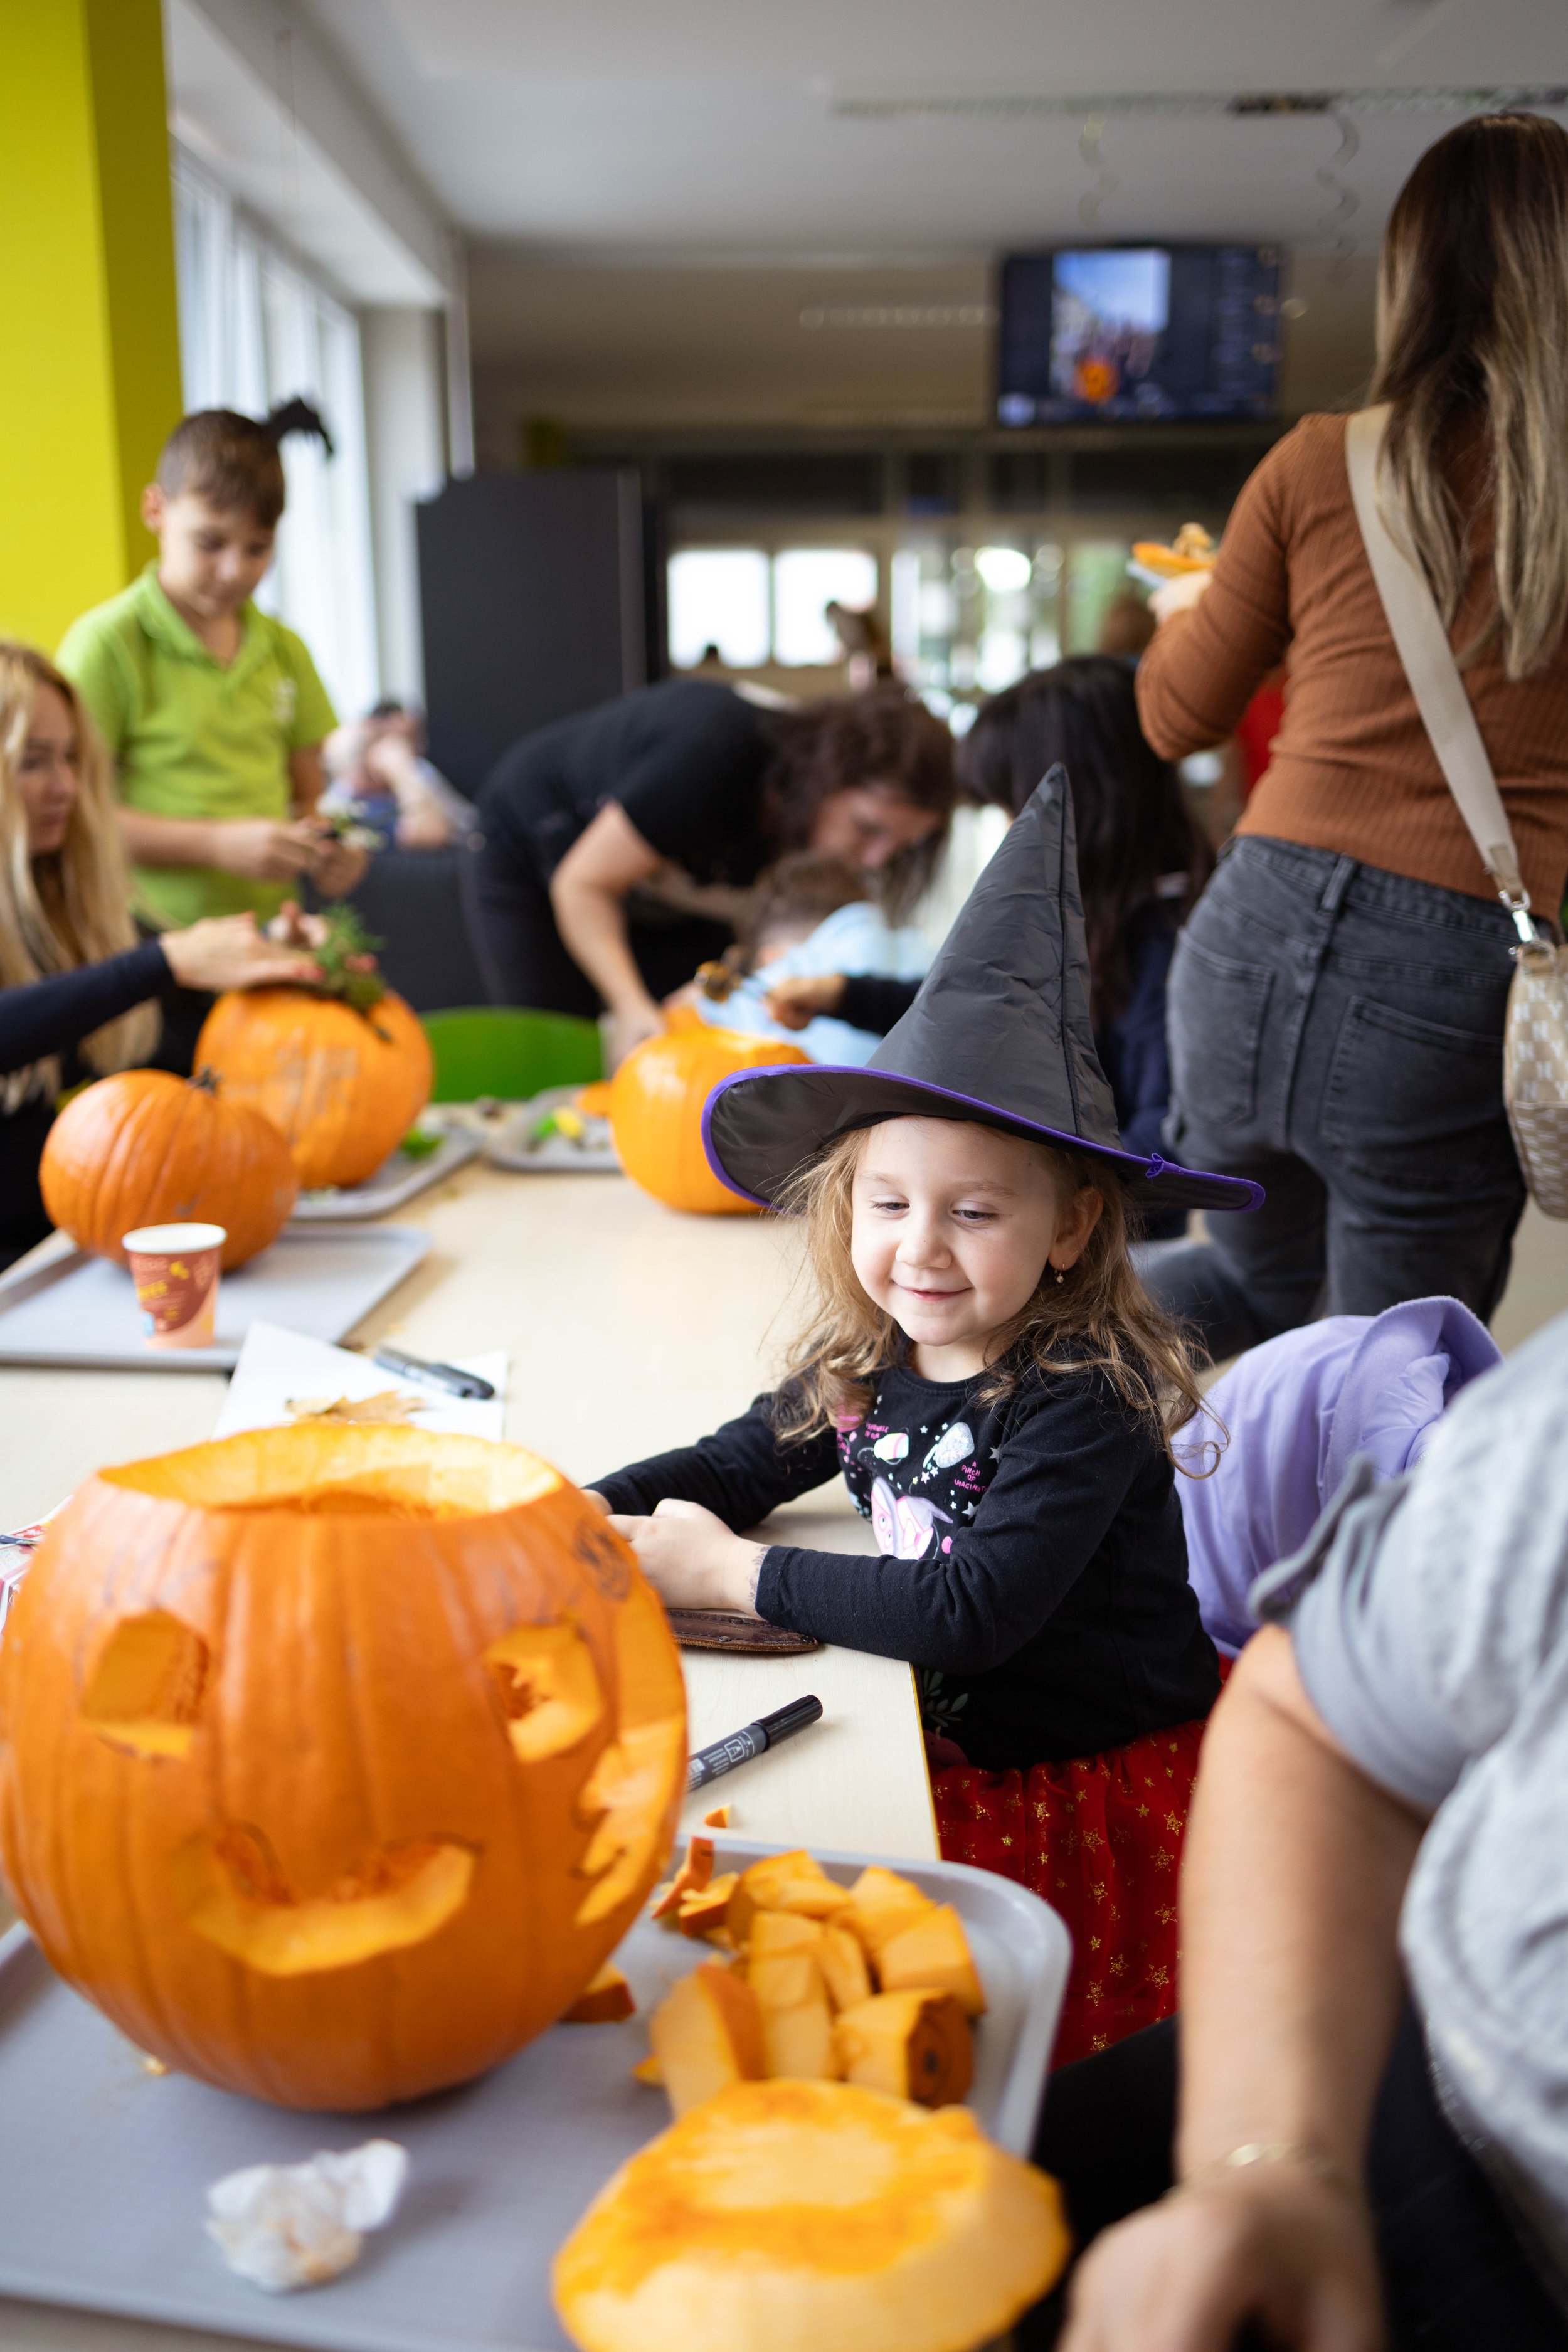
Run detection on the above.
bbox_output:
[589,771,1261,2063]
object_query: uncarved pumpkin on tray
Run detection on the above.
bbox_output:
[0,1424,688,2111]
[610,1019,808,1216]
[38,1067,298,1269]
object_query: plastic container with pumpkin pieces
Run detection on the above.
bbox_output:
[0,1836,1067,2352]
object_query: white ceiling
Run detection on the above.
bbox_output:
[299,0,1567,263]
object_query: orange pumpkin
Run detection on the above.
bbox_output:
[611,1022,810,1215]
[38,1068,298,1271]
[0,1425,687,2111]
[194,988,432,1189]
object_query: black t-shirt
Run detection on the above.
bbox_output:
[0,938,171,1264]
[593,1359,1219,1771]
[479,681,775,890]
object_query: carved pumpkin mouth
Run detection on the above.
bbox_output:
[171,1822,477,1976]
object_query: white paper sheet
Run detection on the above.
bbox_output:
[212,1322,507,1443]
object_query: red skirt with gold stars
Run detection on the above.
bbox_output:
[931,1716,1208,2068]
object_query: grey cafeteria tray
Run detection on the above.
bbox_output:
[0,1225,430,1372]
[0,1836,1068,2352]
[290,1132,480,1221]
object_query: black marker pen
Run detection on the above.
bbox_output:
[686,1694,823,1792]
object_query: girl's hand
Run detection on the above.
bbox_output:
[606,1498,764,1615]
[765,973,847,1030]
[160,913,321,995]
[1059,2166,1382,2352]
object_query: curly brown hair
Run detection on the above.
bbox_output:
[767,1123,1212,1464]
[759,687,956,919]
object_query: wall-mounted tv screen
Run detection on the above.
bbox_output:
[997,245,1282,426]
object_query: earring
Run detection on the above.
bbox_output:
[1054,1266,1066,1286]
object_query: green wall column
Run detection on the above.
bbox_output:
[0,0,184,650]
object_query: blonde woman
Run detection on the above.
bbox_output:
[0,644,317,1266]
[1135,112,1568,1360]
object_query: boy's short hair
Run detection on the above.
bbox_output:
[155,399,333,527]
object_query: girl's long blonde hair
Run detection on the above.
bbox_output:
[0,643,159,1110]
[769,1125,1209,1461]
[1371,112,1568,680]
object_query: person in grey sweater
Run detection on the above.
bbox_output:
[1033,1308,1568,2352]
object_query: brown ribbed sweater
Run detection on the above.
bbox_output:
[1136,411,1568,910]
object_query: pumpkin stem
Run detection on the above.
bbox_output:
[191,1066,221,1094]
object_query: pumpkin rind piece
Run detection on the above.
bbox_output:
[550,2079,1071,2352]
[648,1963,765,2116]
[38,1068,298,1269]
[833,1990,973,2109]
[675,1872,738,1938]
[649,1833,714,1922]
[875,1904,987,2017]
[563,1966,636,2024]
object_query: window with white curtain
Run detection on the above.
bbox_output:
[171,154,381,719]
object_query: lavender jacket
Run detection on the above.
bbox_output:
[1176,1296,1501,1655]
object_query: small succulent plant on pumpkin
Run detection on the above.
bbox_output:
[302,905,388,1017]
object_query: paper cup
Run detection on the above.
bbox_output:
[121,1223,226,1351]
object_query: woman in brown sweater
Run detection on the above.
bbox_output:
[1135,112,1568,1361]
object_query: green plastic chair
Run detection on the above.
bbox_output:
[421,1007,604,1103]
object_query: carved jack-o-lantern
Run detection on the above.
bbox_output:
[0,1426,687,2111]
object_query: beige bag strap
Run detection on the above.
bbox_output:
[1344,405,1537,945]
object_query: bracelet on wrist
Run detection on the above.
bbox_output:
[1170,2142,1364,2210]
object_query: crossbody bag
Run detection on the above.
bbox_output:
[1345,402,1568,1219]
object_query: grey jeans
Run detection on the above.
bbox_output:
[1146,836,1528,1362]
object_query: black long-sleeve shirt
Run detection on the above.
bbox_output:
[595,1360,1219,1770]
[0,940,170,1264]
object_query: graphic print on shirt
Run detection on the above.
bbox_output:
[869,1478,953,1561]
[839,1399,992,1561]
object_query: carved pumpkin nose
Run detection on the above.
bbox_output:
[0,1424,687,2112]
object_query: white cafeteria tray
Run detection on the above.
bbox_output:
[0,1836,1068,2352]
[291,1131,480,1220]
[0,1225,430,1372]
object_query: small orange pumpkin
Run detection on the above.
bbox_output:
[611,1021,810,1215]
[195,987,432,1189]
[39,1068,298,1270]
[0,1424,687,2111]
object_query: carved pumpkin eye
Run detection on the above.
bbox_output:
[484,1620,605,1761]
[82,1612,209,1759]
[171,1821,477,1976]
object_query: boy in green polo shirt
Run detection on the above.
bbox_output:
[58,405,366,933]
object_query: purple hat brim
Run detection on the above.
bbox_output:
[701,1063,1264,1216]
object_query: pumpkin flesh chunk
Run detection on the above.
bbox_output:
[834,1990,973,2109]
[81,1611,209,1760]
[485,1622,605,1762]
[172,1824,475,1976]
[649,1963,765,2116]
[876,1905,987,2016]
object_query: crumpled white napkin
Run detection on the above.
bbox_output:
[205,2139,408,2291]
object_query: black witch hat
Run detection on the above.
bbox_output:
[702,766,1263,1216]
